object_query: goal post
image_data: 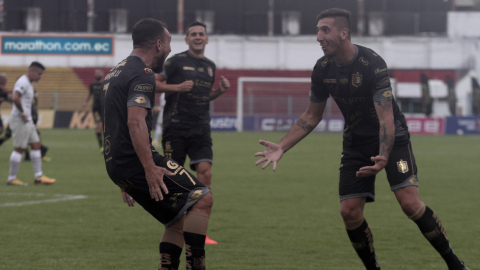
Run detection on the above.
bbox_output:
[236,77,311,132]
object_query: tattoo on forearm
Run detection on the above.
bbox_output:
[375,100,392,111]
[296,118,314,133]
[379,124,394,157]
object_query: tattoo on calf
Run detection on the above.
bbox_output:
[296,118,314,133]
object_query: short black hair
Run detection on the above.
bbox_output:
[316,8,351,34]
[186,21,207,36]
[29,61,45,70]
[132,18,167,49]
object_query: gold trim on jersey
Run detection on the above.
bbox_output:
[359,57,369,66]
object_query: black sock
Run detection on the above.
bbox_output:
[159,242,182,270]
[96,132,102,148]
[413,206,462,269]
[346,220,381,270]
[40,145,48,157]
[184,232,206,270]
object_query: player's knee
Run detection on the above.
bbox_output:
[399,198,423,217]
[340,205,363,222]
[191,193,213,213]
[199,169,211,180]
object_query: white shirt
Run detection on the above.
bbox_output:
[11,74,35,122]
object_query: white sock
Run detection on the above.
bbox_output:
[31,149,43,178]
[8,151,23,181]
[154,125,162,142]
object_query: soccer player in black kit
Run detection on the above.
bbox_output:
[157,21,230,245]
[102,18,213,270]
[83,68,104,152]
[255,8,469,270]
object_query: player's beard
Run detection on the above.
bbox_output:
[152,52,167,73]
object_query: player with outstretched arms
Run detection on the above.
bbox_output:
[255,8,469,270]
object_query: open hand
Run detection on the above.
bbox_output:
[254,140,284,171]
[356,156,388,177]
[121,189,135,207]
[145,166,175,201]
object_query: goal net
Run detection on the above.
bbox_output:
[235,77,342,131]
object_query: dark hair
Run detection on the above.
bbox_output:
[29,61,45,70]
[316,8,351,34]
[132,18,167,49]
[186,21,207,36]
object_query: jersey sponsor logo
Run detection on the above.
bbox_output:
[134,84,153,92]
[321,57,333,66]
[323,79,336,83]
[374,66,387,75]
[198,67,204,72]
[352,72,362,87]
[134,96,147,104]
[397,159,409,173]
[376,77,390,89]
[195,80,212,88]
[382,90,393,98]
[178,53,187,57]
[340,78,348,84]
[207,67,213,77]
[144,68,153,75]
[183,66,195,71]
[164,60,171,66]
[359,57,369,66]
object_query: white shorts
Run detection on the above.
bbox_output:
[9,115,40,149]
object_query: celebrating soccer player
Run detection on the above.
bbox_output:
[156,21,230,245]
[102,18,213,270]
[255,8,469,270]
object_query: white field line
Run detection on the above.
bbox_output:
[0,193,88,207]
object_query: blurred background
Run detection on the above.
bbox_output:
[1,0,480,135]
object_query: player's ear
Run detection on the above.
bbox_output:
[156,39,163,51]
[341,28,349,40]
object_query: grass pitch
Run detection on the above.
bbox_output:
[0,129,478,270]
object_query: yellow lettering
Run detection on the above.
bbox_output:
[180,169,196,185]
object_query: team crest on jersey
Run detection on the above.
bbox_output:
[321,57,333,66]
[340,78,348,84]
[144,68,153,75]
[352,72,362,87]
[135,96,147,104]
[207,67,213,77]
[359,57,369,66]
[397,159,409,173]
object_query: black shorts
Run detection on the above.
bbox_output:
[92,106,102,124]
[339,140,418,203]
[162,125,213,171]
[0,116,3,129]
[114,152,210,228]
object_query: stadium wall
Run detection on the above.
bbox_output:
[1,32,480,72]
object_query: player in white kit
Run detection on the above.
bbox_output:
[6,62,56,186]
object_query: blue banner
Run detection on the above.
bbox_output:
[1,35,113,55]
[445,116,480,135]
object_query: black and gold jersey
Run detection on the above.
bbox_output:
[90,81,103,110]
[102,54,156,181]
[310,45,408,148]
[160,50,216,129]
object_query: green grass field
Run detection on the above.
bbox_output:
[0,129,479,270]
